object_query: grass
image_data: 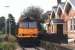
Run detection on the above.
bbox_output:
[0,42,17,50]
[0,34,17,50]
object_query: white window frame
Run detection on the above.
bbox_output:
[70,17,75,32]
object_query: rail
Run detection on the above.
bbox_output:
[22,47,46,50]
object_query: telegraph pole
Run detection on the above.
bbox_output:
[9,19,11,35]
[5,19,7,34]
[4,5,10,41]
[4,6,10,34]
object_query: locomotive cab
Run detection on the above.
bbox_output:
[16,19,40,40]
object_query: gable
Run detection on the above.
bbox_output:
[65,2,72,15]
[59,2,66,9]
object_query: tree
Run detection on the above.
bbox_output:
[41,11,51,23]
[7,14,16,35]
[41,13,48,23]
[23,6,43,22]
[0,16,5,34]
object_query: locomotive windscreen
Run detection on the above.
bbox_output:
[19,21,38,28]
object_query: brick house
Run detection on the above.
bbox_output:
[44,1,67,43]
[45,0,75,43]
[63,0,75,39]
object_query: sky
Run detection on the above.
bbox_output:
[0,0,66,22]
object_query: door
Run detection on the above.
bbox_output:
[57,24,63,38]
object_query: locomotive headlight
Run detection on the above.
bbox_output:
[18,33,21,36]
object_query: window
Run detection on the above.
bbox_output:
[29,22,37,28]
[51,25,55,33]
[19,22,29,28]
[24,22,29,28]
[70,18,75,31]
[19,21,37,28]
[52,25,53,32]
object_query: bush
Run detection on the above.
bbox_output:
[0,31,4,35]
[8,34,16,42]
[0,42,16,50]
[0,34,17,50]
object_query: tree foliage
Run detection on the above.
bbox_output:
[23,6,43,22]
[41,11,51,23]
[7,14,16,35]
[0,16,5,34]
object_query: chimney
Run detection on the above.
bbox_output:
[57,0,61,4]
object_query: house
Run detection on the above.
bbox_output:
[44,0,69,43]
[46,6,58,33]
[63,0,75,39]
[49,1,65,35]
[42,0,71,43]
[45,0,75,43]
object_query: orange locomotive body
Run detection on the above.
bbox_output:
[16,20,40,39]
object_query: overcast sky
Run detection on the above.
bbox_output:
[0,0,66,22]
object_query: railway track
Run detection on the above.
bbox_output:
[22,47,46,50]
